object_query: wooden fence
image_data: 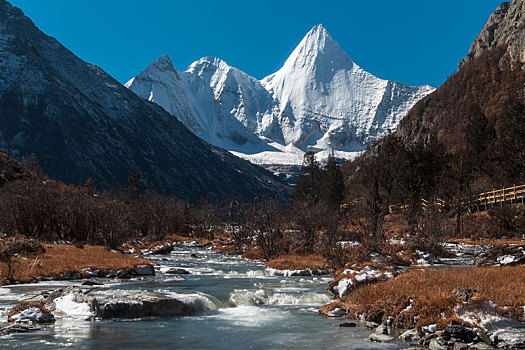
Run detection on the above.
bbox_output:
[468,184,525,210]
[344,184,525,214]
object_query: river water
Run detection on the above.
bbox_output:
[0,244,409,349]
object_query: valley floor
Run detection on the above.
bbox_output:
[2,234,525,349]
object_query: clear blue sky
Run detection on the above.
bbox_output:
[10,0,503,88]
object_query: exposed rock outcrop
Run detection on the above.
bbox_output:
[460,0,525,68]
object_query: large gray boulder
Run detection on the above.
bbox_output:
[43,286,210,320]
[94,291,206,319]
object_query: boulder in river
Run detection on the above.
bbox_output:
[369,333,394,342]
[135,265,155,276]
[7,301,55,323]
[82,281,103,286]
[165,268,190,275]
[148,244,174,255]
[95,291,204,319]
[42,286,210,320]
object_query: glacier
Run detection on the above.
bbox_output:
[126,24,434,171]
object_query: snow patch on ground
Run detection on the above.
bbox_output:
[415,251,438,266]
[497,255,517,265]
[54,294,94,320]
[455,301,525,331]
[333,266,394,298]
[9,308,43,323]
[326,307,348,317]
[266,268,326,277]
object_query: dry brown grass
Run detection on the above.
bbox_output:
[165,234,193,242]
[212,244,238,255]
[0,244,152,283]
[242,248,265,260]
[266,254,327,271]
[337,264,525,329]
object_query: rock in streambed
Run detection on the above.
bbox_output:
[8,286,212,323]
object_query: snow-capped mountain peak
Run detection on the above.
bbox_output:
[261,24,434,154]
[125,55,203,133]
[187,56,230,76]
[126,24,435,173]
[275,23,354,73]
[153,54,177,71]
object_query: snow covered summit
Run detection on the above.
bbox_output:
[126,24,435,171]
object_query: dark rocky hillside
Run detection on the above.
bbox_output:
[0,0,289,201]
[342,0,525,201]
[396,45,525,150]
[393,0,525,153]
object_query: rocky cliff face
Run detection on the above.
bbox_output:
[0,0,288,201]
[460,0,525,68]
[396,0,525,150]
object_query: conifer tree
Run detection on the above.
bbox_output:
[294,151,322,202]
[495,103,525,184]
[320,151,344,206]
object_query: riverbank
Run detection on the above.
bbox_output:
[0,243,154,284]
[314,238,525,348]
[322,264,525,328]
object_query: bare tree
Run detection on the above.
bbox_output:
[249,197,285,260]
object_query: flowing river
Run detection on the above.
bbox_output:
[0,244,409,349]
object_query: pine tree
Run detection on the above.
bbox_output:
[294,151,322,202]
[465,106,496,178]
[320,152,344,206]
[495,103,525,184]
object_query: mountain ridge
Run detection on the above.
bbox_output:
[0,0,289,201]
[126,24,434,169]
